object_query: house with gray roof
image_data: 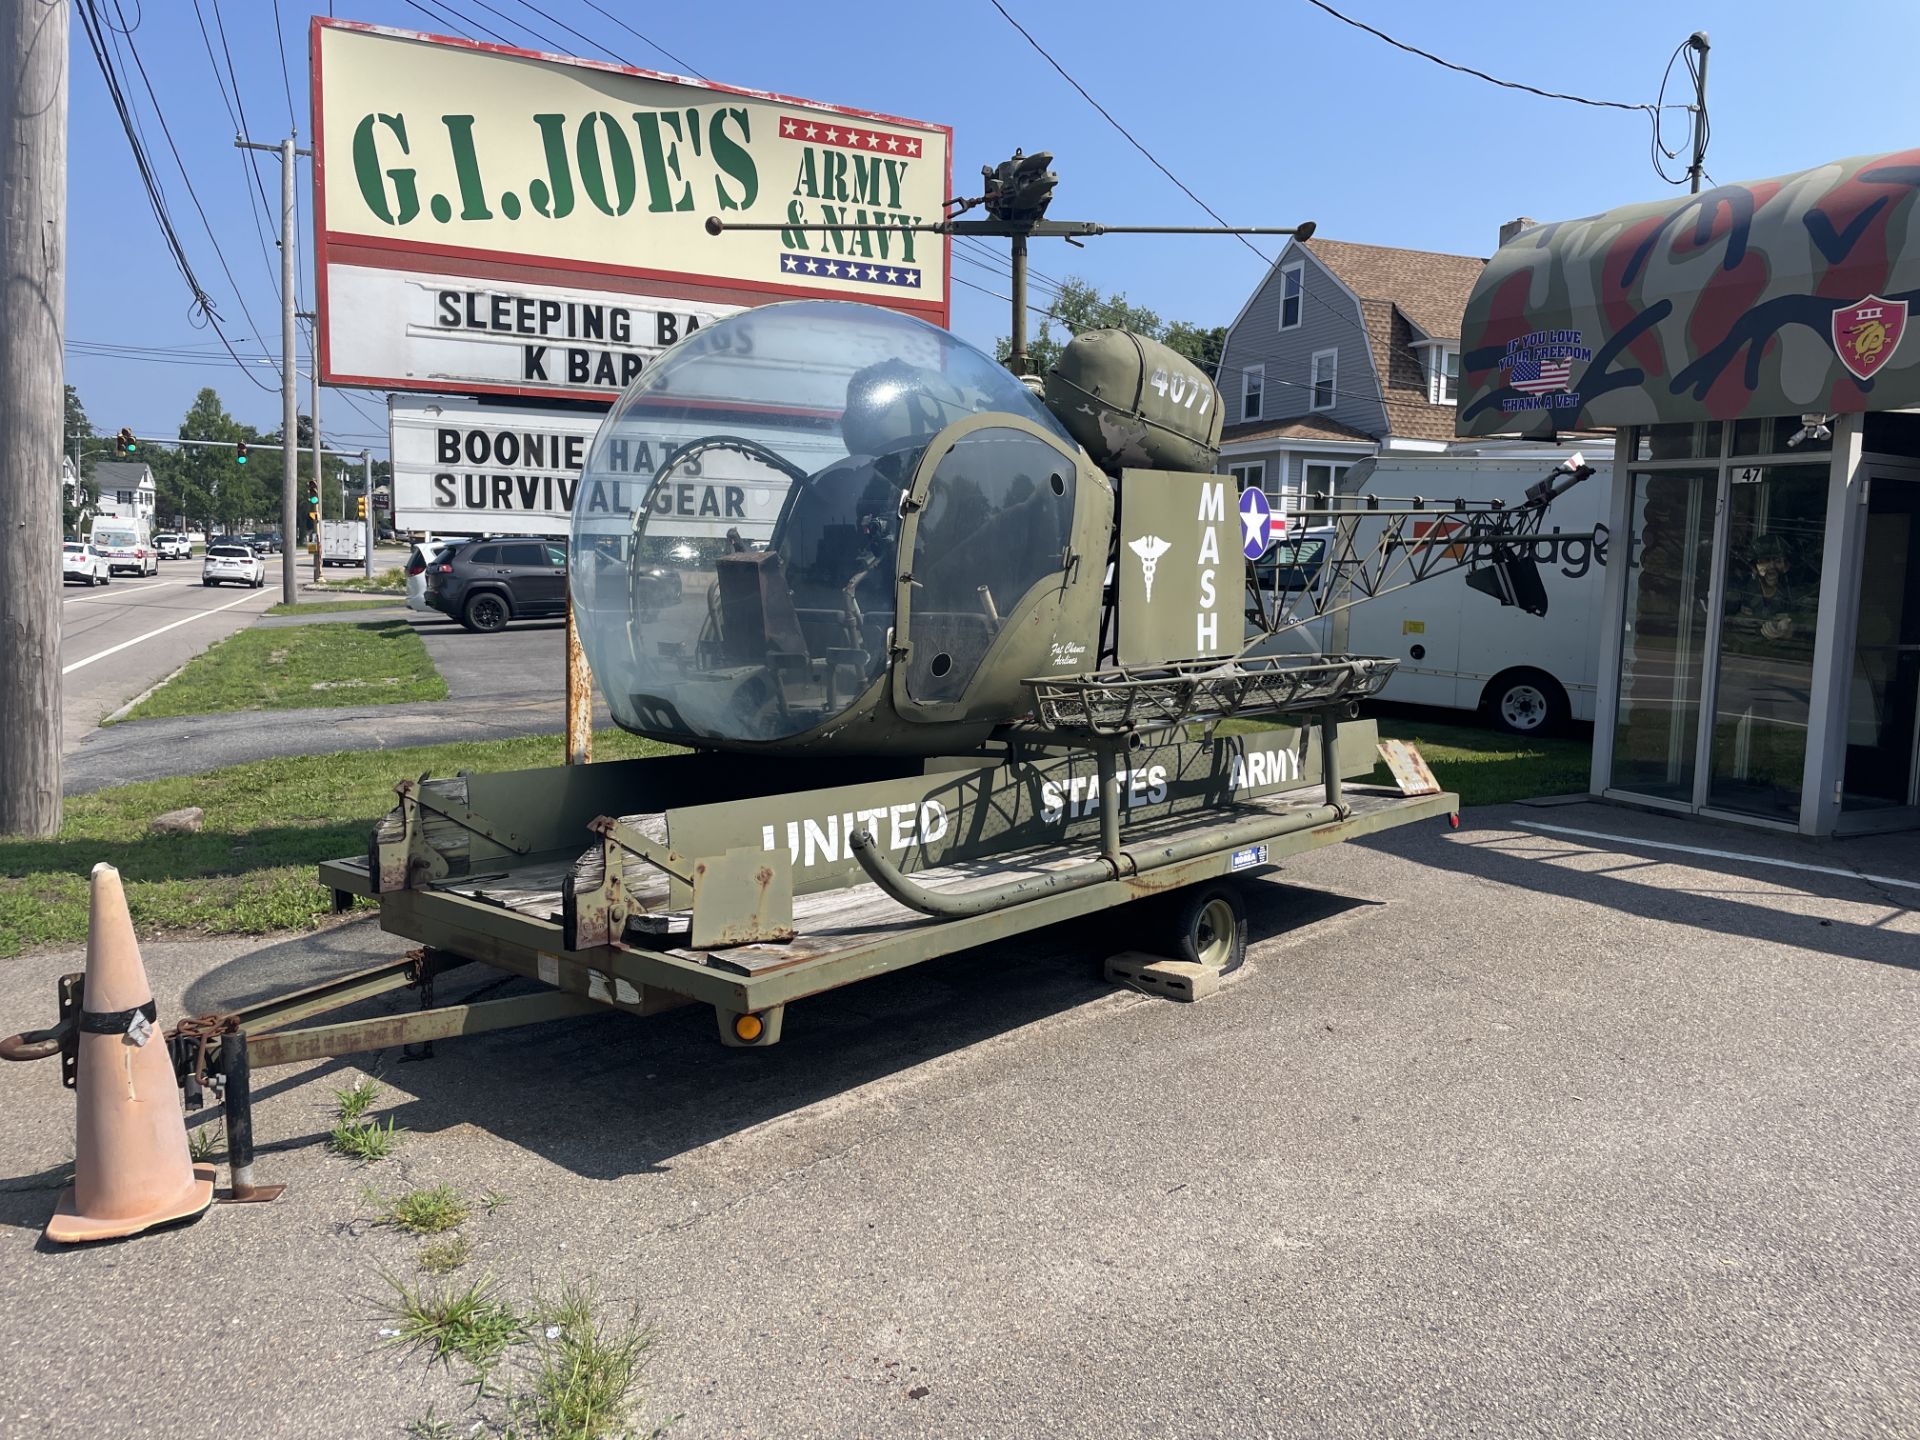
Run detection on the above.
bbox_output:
[1214,236,1487,503]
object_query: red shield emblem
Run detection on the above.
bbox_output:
[1832,294,1907,381]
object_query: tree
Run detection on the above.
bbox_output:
[995,276,1224,380]
[62,384,99,534]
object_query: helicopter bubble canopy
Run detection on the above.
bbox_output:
[571,300,1074,747]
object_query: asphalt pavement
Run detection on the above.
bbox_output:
[62,606,608,793]
[0,803,1913,1437]
[57,562,280,751]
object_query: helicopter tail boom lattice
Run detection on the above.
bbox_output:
[1245,457,1599,639]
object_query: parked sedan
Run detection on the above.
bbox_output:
[63,540,110,586]
[424,537,568,632]
[203,542,266,588]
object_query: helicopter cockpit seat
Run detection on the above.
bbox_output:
[712,549,809,670]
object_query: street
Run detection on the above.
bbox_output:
[56,561,278,751]
[0,803,1913,1437]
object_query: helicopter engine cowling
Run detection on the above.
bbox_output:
[1044,328,1224,476]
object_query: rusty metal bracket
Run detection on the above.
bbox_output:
[564,816,701,950]
[691,846,795,950]
[589,814,695,885]
[401,779,531,854]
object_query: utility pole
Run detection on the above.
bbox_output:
[0,0,69,837]
[239,134,305,604]
[1686,31,1711,196]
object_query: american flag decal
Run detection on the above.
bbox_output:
[1508,354,1573,394]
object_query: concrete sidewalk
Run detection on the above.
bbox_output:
[0,803,1913,1437]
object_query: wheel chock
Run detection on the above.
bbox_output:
[1104,952,1225,1003]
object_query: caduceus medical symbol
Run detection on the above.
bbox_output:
[1129,534,1172,601]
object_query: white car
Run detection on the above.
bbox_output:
[155,532,191,560]
[405,540,463,613]
[202,542,266,588]
[63,540,110,586]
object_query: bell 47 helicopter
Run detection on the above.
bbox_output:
[3,154,1597,1208]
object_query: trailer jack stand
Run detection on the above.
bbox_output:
[217,1031,284,1205]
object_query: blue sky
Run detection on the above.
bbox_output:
[66,0,1919,457]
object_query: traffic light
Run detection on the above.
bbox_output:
[356,495,367,520]
[235,440,249,465]
[116,427,137,456]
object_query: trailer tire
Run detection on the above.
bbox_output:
[1169,881,1248,974]
[1483,668,1568,737]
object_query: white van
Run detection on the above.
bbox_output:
[1255,450,1611,735]
[87,516,157,577]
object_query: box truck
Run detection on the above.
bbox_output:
[1261,450,1611,736]
[320,519,368,567]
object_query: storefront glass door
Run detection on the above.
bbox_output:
[1704,464,1831,822]
[1611,469,1716,801]
[1842,474,1920,814]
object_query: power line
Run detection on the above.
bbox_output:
[575,0,707,78]
[189,0,281,320]
[72,0,273,391]
[1301,0,1667,113]
[105,0,278,366]
[986,0,1273,269]
[268,0,300,131]
[983,1,1382,364]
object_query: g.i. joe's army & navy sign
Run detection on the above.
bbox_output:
[1457,149,1920,436]
[312,17,951,403]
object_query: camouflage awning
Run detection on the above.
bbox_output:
[1457,149,1920,438]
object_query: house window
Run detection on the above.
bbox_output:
[1229,462,1266,494]
[116,491,132,506]
[1242,364,1264,421]
[1428,346,1460,404]
[1310,349,1337,411]
[1279,262,1304,330]
[1300,460,1352,501]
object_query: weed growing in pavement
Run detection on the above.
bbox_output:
[404,1408,456,1440]
[480,1187,513,1215]
[382,1271,525,1373]
[370,1183,470,1235]
[333,1076,381,1120]
[186,1124,223,1163]
[510,1284,657,1440]
[418,1234,472,1276]
[328,1115,401,1163]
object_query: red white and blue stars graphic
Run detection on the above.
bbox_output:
[779,253,921,288]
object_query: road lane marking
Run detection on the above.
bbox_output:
[61,588,266,675]
[1509,821,1920,895]
[63,577,198,605]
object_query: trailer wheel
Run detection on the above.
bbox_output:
[1169,882,1248,974]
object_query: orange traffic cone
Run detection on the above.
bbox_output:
[46,863,214,1244]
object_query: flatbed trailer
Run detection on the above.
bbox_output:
[4,709,1454,1199]
[318,733,1452,1045]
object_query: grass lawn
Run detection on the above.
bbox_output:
[264,599,406,616]
[310,566,407,595]
[1222,713,1590,808]
[0,732,684,958]
[117,621,447,722]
